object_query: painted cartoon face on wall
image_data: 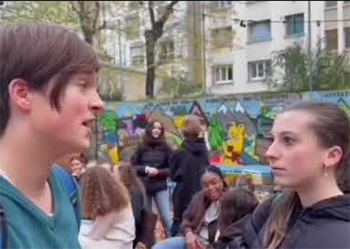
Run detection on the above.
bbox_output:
[223,123,247,158]
[98,95,350,175]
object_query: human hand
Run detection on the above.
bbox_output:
[186,230,204,249]
[186,230,197,249]
[135,242,147,249]
[147,167,159,177]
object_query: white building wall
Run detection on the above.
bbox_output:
[207,1,325,95]
[324,1,350,56]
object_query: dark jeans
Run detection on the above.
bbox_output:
[170,218,181,237]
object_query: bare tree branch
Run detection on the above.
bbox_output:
[92,1,100,31]
[70,1,79,14]
[148,1,155,27]
[158,1,179,24]
[97,20,107,31]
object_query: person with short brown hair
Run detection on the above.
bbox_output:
[0,23,104,249]
[170,115,210,236]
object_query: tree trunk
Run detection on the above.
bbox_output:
[84,31,94,45]
[145,30,156,98]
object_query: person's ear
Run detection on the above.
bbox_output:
[323,146,343,169]
[8,79,32,112]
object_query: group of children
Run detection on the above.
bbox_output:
[0,23,349,249]
[66,154,259,249]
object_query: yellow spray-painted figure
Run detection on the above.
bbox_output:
[222,123,247,185]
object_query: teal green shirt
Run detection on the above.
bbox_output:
[0,171,81,249]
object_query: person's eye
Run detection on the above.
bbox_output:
[77,80,89,89]
[211,180,220,185]
[265,135,274,146]
[282,136,294,146]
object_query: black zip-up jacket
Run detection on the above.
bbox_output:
[223,193,350,249]
[131,144,172,194]
[212,215,251,249]
[170,138,209,221]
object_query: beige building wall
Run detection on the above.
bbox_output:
[99,64,163,101]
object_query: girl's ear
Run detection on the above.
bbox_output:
[323,146,343,169]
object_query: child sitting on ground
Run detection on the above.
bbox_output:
[211,188,259,249]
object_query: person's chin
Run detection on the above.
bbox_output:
[74,139,91,152]
[210,193,219,201]
[274,178,291,188]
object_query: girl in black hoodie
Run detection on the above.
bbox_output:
[225,102,350,249]
[170,114,210,236]
[131,121,173,237]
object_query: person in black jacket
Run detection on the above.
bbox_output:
[225,102,350,249]
[211,188,258,249]
[131,121,173,237]
[170,114,210,236]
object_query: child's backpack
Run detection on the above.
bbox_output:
[0,166,80,249]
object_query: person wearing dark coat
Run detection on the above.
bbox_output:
[211,188,258,249]
[131,121,173,237]
[217,102,350,249]
[170,115,209,236]
[240,192,350,249]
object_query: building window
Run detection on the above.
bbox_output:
[285,13,304,36]
[325,1,337,8]
[248,60,271,81]
[211,27,233,48]
[130,43,145,66]
[345,27,350,48]
[248,20,271,43]
[213,65,233,84]
[159,40,175,64]
[214,1,233,8]
[124,14,141,40]
[325,29,338,50]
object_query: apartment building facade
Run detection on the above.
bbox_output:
[104,1,348,98]
[205,1,329,95]
[324,1,350,55]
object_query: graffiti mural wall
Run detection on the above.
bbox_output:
[98,90,350,171]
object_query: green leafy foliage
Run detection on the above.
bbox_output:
[159,77,203,98]
[265,42,350,92]
[0,1,79,27]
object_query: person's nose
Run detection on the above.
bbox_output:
[90,91,105,116]
[265,140,279,163]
